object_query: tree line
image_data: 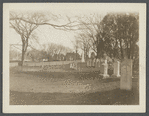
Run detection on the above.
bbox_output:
[27,43,73,62]
[74,12,139,61]
[10,11,139,66]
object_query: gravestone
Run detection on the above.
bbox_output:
[73,62,77,70]
[92,58,96,67]
[70,63,73,68]
[112,60,121,77]
[81,51,85,62]
[94,59,97,67]
[87,59,91,67]
[100,59,109,78]
[91,60,94,67]
[108,62,114,76]
[102,59,109,78]
[95,59,98,68]
[95,59,100,68]
[120,58,132,90]
[87,60,90,67]
[97,59,100,68]
[100,62,104,74]
[89,59,92,67]
[99,53,109,78]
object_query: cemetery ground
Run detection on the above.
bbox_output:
[10,65,139,105]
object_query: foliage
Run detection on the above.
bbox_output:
[101,12,139,60]
[40,43,72,61]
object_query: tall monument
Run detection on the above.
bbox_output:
[81,50,85,62]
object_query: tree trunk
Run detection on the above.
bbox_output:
[130,41,135,60]
[21,40,28,66]
[21,44,25,66]
[76,49,77,61]
[126,42,130,59]
[120,40,124,59]
[97,45,100,59]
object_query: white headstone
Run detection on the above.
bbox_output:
[81,51,85,62]
[103,59,109,78]
[120,59,132,90]
[113,60,121,77]
[70,63,73,68]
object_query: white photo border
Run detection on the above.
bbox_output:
[3,3,146,113]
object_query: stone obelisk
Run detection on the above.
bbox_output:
[81,50,85,62]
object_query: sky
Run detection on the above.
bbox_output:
[9,3,140,54]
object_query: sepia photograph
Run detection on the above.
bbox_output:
[3,3,146,113]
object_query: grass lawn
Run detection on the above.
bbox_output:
[9,66,139,105]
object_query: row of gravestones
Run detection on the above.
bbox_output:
[70,63,77,70]
[70,57,133,91]
[87,58,133,91]
[87,59,100,67]
[99,59,120,78]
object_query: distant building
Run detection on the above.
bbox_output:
[52,54,65,61]
[65,52,81,61]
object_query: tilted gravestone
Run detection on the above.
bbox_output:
[120,58,132,90]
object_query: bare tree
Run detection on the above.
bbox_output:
[10,11,79,65]
[9,11,50,65]
[75,33,91,61]
[10,11,81,31]
[76,14,105,58]
[41,43,72,61]
[71,38,81,60]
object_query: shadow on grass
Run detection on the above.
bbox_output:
[10,87,139,105]
[10,67,102,80]
[9,66,139,105]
